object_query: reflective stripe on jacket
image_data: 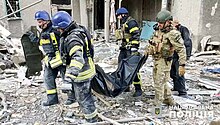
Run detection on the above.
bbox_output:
[61,23,96,82]
[121,16,140,48]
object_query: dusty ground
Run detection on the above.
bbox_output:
[0,41,220,125]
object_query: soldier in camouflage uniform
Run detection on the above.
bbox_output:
[144,10,186,106]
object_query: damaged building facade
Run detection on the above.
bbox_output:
[0,0,219,51]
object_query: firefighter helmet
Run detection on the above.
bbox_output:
[52,11,72,29]
[116,7,129,16]
[35,10,50,21]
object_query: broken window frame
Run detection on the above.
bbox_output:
[5,0,21,18]
[51,0,71,5]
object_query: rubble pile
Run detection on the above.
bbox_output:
[0,31,220,124]
[0,38,16,71]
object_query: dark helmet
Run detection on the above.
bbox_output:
[156,10,173,23]
[35,10,50,21]
[52,11,72,29]
[116,7,128,16]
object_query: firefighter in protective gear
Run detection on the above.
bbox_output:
[144,10,186,106]
[28,10,75,106]
[52,11,98,123]
[115,7,143,97]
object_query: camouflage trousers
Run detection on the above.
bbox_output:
[153,58,173,106]
[73,80,97,120]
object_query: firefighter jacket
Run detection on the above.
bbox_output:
[146,28,186,65]
[39,22,63,68]
[116,16,140,49]
[60,22,96,83]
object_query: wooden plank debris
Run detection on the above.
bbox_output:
[198,78,220,90]
[145,90,218,98]
[81,116,153,125]
[92,90,112,107]
[98,113,122,125]
[200,74,220,82]
[0,91,7,115]
[173,95,201,108]
[172,90,218,95]
[194,50,220,57]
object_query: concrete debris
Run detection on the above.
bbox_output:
[0,32,219,125]
[194,50,220,57]
[200,35,220,52]
[0,62,6,70]
[0,25,25,71]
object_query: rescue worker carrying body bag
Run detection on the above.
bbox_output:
[52,11,98,123]
[26,10,75,106]
[115,7,143,97]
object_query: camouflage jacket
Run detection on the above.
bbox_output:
[147,28,186,65]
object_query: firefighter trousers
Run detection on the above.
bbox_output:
[73,79,97,120]
[44,65,75,102]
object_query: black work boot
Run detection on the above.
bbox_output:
[64,91,76,105]
[43,94,59,106]
[133,84,142,97]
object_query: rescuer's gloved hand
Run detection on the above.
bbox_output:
[60,77,73,93]
[179,66,185,76]
[131,48,140,55]
[144,45,155,55]
[115,29,123,40]
[26,31,39,43]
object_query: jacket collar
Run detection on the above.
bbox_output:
[42,21,53,32]
[61,21,79,37]
[122,15,129,23]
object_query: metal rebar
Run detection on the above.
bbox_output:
[0,0,43,20]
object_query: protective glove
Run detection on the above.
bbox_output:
[26,31,39,43]
[144,45,155,55]
[179,66,185,76]
[115,29,123,40]
[60,77,73,93]
[131,48,140,55]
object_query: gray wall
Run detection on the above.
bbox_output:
[20,0,51,34]
[0,0,9,31]
[143,0,162,21]
[0,0,50,37]
[172,0,220,50]
[198,1,220,49]
[121,0,162,26]
[171,0,202,50]
[8,19,23,37]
